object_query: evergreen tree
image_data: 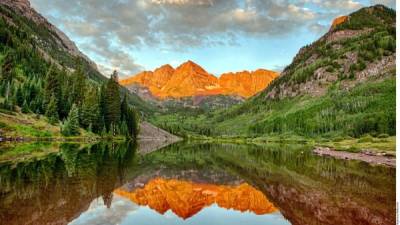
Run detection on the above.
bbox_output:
[80,87,101,132]
[126,107,139,139]
[99,84,107,127]
[58,69,71,119]
[104,71,121,135]
[120,93,128,122]
[32,90,44,114]
[21,100,30,113]
[15,86,24,106]
[44,66,61,107]
[45,94,59,124]
[2,96,13,111]
[71,63,86,106]
[61,104,80,136]
[3,81,11,102]
[0,53,15,86]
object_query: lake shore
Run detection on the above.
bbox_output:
[313,146,396,167]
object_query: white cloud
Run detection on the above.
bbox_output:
[30,0,375,75]
[69,195,139,225]
[151,0,214,5]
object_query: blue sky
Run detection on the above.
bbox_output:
[30,0,396,78]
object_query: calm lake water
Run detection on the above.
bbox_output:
[0,141,395,225]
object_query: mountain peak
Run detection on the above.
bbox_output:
[330,15,348,29]
[158,64,174,70]
[185,60,196,65]
[174,60,209,77]
[179,60,203,69]
[154,64,175,75]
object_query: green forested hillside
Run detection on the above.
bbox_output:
[0,4,144,138]
[151,5,396,139]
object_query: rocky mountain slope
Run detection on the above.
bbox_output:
[259,4,395,100]
[120,60,278,99]
[0,0,100,80]
[152,5,396,138]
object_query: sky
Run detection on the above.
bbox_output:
[29,0,396,78]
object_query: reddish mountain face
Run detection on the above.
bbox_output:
[120,61,278,99]
[160,61,220,98]
[331,15,349,29]
[114,178,278,219]
[219,69,278,98]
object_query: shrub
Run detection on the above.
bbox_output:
[326,66,334,73]
[357,135,373,143]
[377,133,389,138]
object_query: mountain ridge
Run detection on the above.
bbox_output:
[0,0,98,73]
[120,60,279,99]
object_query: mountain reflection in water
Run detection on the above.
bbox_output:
[114,178,277,219]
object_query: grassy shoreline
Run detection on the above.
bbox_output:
[185,134,396,154]
[0,111,130,142]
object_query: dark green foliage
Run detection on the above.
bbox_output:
[248,77,395,138]
[126,107,139,139]
[120,93,128,122]
[21,100,29,113]
[326,66,334,73]
[80,87,101,132]
[43,67,62,117]
[377,35,395,52]
[45,94,59,124]
[0,53,15,85]
[103,71,121,134]
[335,5,395,31]
[15,86,23,106]
[61,104,80,136]
[2,95,14,111]
[70,64,86,106]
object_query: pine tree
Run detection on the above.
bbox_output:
[126,107,139,139]
[71,63,86,106]
[104,71,121,135]
[99,84,107,126]
[120,93,128,122]
[21,100,30,113]
[2,96,13,111]
[45,94,59,124]
[58,69,71,119]
[44,66,61,110]
[15,86,24,106]
[80,87,101,132]
[61,104,80,136]
[0,53,15,86]
[32,90,44,114]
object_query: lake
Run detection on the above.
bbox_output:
[0,141,395,225]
